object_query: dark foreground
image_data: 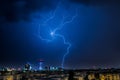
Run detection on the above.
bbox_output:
[0,69,120,80]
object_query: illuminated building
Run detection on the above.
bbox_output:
[38,59,44,70]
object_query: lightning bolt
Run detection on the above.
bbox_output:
[37,1,61,42]
[37,1,78,68]
[55,34,72,68]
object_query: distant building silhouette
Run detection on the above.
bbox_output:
[68,70,74,80]
[24,63,31,71]
[94,73,100,80]
[84,72,89,80]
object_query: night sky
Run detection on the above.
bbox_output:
[0,0,120,69]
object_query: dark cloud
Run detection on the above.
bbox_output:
[69,0,120,6]
[0,0,59,22]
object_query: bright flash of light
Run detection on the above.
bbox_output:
[50,31,55,36]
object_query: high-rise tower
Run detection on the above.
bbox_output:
[38,59,44,70]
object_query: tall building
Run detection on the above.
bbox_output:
[38,59,44,70]
[24,63,31,71]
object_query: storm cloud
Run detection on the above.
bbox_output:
[0,0,59,22]
[69,0,120,6]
